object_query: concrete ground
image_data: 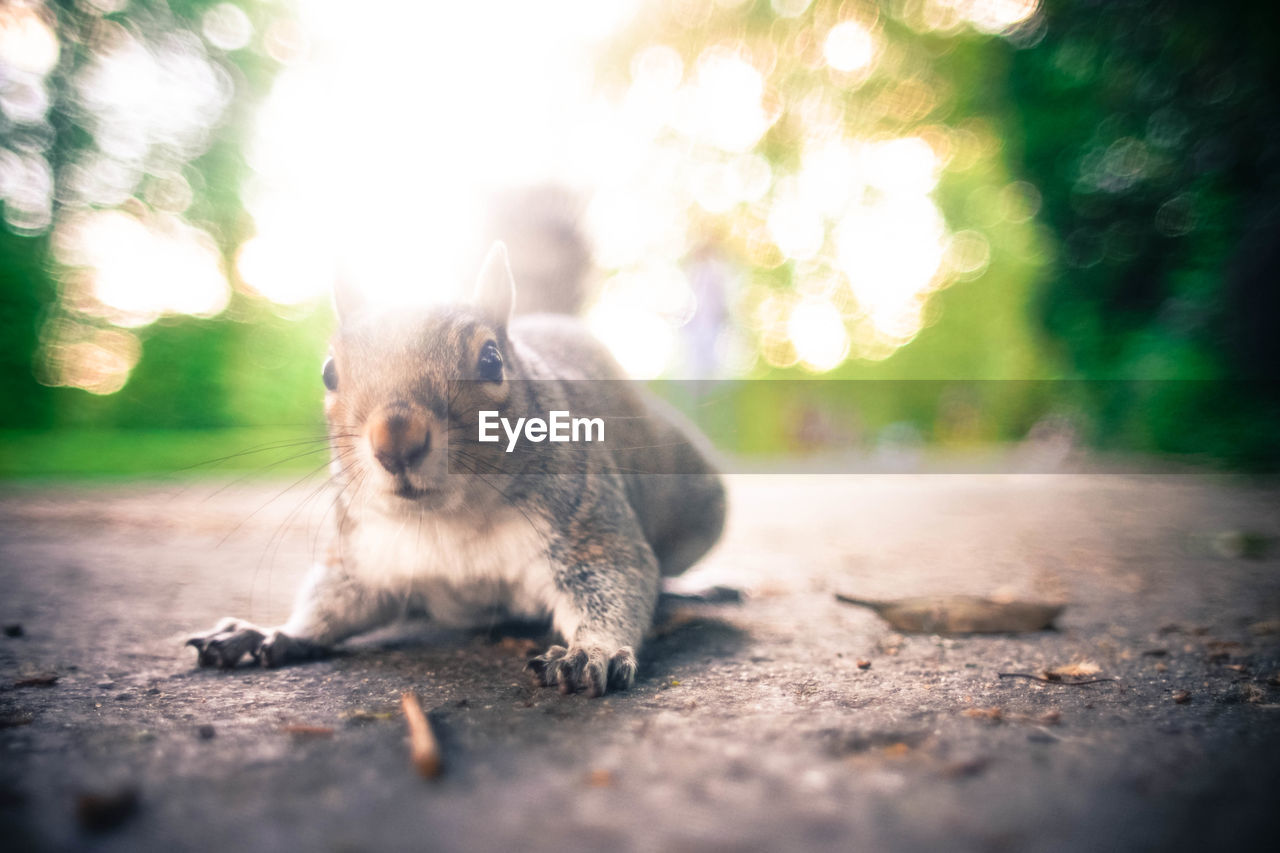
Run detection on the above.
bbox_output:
[1,472,1279,852]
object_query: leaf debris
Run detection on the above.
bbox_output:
[962,706,1004,723]
[835,594,1063,635]
[998,672,1117,687]
[1045,660,1101,679]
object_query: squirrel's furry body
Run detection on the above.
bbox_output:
[189,247,725,696]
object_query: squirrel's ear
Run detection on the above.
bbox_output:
[332,268,365,323]
[474,241,515,326]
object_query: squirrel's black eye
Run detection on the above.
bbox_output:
[322,357,338,391]
[477,340,503,383]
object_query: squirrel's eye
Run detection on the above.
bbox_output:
[322,357,338,391]
[476,340,503,383]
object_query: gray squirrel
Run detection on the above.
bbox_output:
[187,244,725,696]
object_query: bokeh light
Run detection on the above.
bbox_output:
[201,3,253,53]
[11,0,1056,394]
[53,209,230,327]
[4,0,1274,475]
[823,21,875,73]
[240,1,641,310]
[0,1,59,235]
[788,298,849,371]
[0,4,59,76]
[36,319,140,396]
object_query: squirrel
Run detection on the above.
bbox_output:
[187,243,726,696]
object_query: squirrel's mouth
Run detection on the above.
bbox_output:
[391,478,435,500]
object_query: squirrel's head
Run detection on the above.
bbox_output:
[323,242,520,514]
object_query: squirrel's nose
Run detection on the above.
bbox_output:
[367,407,431,475]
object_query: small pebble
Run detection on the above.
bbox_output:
[3,624,23,638]
[1172,690,1191,704]
[197,724,216,740]
[856,659,872,670]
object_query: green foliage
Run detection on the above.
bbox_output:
[0,229,54,428]
[2,0,1276,475]
[1003,0,1280,465]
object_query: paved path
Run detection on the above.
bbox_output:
[2,473,1279,851]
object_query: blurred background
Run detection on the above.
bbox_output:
[0,0,1276,476]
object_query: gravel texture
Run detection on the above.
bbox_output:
[2,473,1279,851]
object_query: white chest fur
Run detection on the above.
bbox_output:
[343,507,556,627]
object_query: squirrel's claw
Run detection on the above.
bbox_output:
[526,644,637,697]
[606,647,638,692]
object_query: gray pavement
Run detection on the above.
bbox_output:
[2,472,1279,852]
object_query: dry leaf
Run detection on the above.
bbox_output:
[836,594,1064,635]
[877,633,905,655]
[498,636,539,655]
[587,769,614,787]
[1248,619,1280,637]
[1046,660,1101,679]
[343,708,395,723]
[962,707,1004,723]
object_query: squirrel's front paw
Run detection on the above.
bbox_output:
[526,644,638,697]
[186,618,266,668]
[187,619,327,669]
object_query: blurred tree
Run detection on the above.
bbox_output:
[594,0,1056,381]
[0,0,325,434]
[1007,0,1280,463]
[0,228,53,427]
[3,0,1276,472]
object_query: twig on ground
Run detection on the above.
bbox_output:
[401,691,442,779]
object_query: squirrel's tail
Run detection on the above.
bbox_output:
[481,185,592,317]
